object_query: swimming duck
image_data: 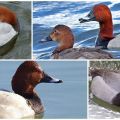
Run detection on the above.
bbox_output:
[79,4,119,49]
[0,61,62,118]
[41,24,113,59]
[90,69,120,106]
[0,6,19,55]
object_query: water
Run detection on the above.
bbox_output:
[89,61,120,118]
[89,100,120,119]
[0,2,31,59]
[33,1,120,59]
[0,61,87,119]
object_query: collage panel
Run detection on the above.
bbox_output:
[33,1,120,60]
[0,0,120,119]
[89,60,120,119]
[0,1,31,59]
[0,60,87,119]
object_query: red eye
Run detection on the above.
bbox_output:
[52,30,60,35]
[54,30,56,33]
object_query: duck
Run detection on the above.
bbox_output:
[79,4,120,49]
[41,24,113,59]
[0,6,19,56]
[90,68,120,106]
[108,34,120,48]
[0,61,62,118]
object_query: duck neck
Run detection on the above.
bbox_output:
[13,18,20,32]
[26,91,44,114]
[99,20,114,40]
[57,42,73,53]
[21,84,36,98]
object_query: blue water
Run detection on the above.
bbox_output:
[33,1,120,59]
[0,61,87,118]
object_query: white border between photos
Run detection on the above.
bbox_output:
[0,0,120,120]
[2,0,118,1]
[87,60,89,119]
[31,0,34,59]
[40,0,119,1]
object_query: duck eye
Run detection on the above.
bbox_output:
[54,30,57,33]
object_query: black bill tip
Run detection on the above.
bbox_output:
[55,80,63,83]
[41,72,63,83]
[39,36,53,43]
[79,18,89,23]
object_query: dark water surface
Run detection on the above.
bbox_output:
[0,2,31,59]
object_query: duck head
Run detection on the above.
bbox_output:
[12,61,62,98]
[90,68,104,79]
[41,25,74,56]
[0,6,20,55]
[79,4,114,40]
[0,6,19,32]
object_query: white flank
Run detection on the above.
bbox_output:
[0,22,18,46]
[91,76,118,104]
[108,34,120,48]
[0,91,34,119]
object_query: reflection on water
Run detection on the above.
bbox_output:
[0,2,31,59]
[0,61,87,119]
[22,112,44,119]
[89,100,120,119]
[35,113,44,119]
[33,1,120,59]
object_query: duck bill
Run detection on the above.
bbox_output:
[79,9,96,23]
[41,72,63,83]
[40,36,53,42]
